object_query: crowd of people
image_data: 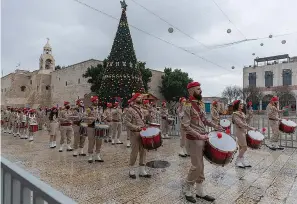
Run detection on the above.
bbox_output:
[1,82,287,203]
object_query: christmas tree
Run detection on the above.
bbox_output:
[99,0,144,107]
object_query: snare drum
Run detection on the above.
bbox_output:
[95,124,109,139]
[204,131,236,166]
[140,127,162,150]
[279,119,297,134]
[220,119,231,130]
[30,124,38,132]
[246,130,264,149]
[167,118,174,125]
[149,123,161,128]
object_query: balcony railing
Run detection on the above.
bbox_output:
[1,156,77,204]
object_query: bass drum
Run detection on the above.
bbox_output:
[204,131,236,166]
[140,127,162,150]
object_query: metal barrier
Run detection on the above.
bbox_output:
[1,157,77,204]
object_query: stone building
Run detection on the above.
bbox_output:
[1,40,164,108]
[243,54,297,111]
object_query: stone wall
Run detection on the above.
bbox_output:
[51,59,102,106]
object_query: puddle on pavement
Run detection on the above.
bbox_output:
[146,160,171,168]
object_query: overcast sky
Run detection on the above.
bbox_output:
[2,0,297,97]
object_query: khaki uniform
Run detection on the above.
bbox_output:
[181,100,218,184]
[2,110,10,132]
[232,111,253,147]
[160,107,169,135]
[103,108,112,140]
[149,107,158,124]
[111,107,123,141]
[124,104,146,166]
[267,104,281,142]
[211,107,220,126]
[19,112,27,137]
[37,109,46,130]
[246,108,253,125]
[72,107,87,150]
[58,109,74,146]
[13,112,20,136]
[49,114,59,137]
[87,106,103,154]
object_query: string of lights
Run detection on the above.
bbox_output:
[72,0,235,73]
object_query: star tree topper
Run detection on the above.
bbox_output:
[120,0,127,10]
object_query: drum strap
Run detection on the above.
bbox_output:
[131,106,143,121]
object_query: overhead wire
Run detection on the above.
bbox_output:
[72,0,236,73]
[210,0,247,40]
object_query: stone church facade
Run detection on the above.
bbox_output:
[1,40,164,108]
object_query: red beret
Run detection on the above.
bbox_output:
[212,100,218,105]
[233,100,241,106]
[179,97,186,103]
[187,81,201,89]
[130,93,141,102]
[51,106,58,110]
[64,101,70,106]
[143,100,149,104]
[248,101,252,106]
[271,96,278,102]
[107,103,112,107]
[114,102,119,106]
[90,96,98,103]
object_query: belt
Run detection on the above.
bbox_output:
[107,120,111,122]
[131,130,141,132]
[112,120,120,122]
[61,123,72,126]
[186,134,200,140]
[269,118,277,121]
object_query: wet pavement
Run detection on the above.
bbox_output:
[1,130,297,204]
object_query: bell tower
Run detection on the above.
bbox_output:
[39,38,55,73]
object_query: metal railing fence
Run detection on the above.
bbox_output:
[1,157,77,204]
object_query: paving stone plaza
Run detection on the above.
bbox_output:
[1,124,297,204]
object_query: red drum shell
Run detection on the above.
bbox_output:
[30,125,38,132]
[140,128,162,150]
[149,123,160,128]
[95,128,108,138]
[203,131,236,166]
[204,142,234,166]
[246,131,264,149]
[279,120,296,134]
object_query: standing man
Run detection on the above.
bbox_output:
[267,96,283,149]
[103,102,113,143]
[58,101,74,152]
[211,100,220,126]
[177,97,188,157]
[124,93,151,179]
[111,102,123,145]
[160,101,170,139]
[181,82,223,203]
[72,99,87,157]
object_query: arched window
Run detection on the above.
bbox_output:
[45,85,50,90]
[66,81,68,86]
[30,80,32,85]
[20,86,26,92]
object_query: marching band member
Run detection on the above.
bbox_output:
[8,107,14,134]
[246,101,253,125]
[72,99,87,156]
[48,107,59,148]
[19,108,28,139]
[177,97,188,157]
[111,102,123,145]
[36,106,44,130]
[124,100,132,147]
[87,96,104,163]
[103,102,113,143]
[124,93,151,179]
[267,96,283,149]
[149,101,158,124]
[232,100,256,168]
[12,108,19,137]
[28,109,38,141]
[58,101,74,152]
[182,82,223,203]
[160,101,170,139]
[211,100,220,126]
[3,107,11,133]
